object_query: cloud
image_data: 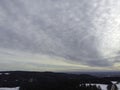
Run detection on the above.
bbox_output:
[0,48,100,71]
[0,0,120,71]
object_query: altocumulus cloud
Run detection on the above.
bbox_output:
[0,0,120,71]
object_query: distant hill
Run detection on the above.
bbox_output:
[68,71,120,77]
[0,71,114,87]
[0,71,119,90]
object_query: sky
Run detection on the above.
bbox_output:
[0,0,120,72]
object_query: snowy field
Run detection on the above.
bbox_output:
[95,83,120,90]
[111,81,120,90]
[116,83,120,90]
[0,81,120,90]
[0,87,19,90]
[85,81,120,90]
[85,83,107,90]
[99,84,120,90]
[96,84,107,90]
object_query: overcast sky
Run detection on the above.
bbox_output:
[0,0,120,72]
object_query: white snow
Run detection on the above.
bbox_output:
[4,73,10,75]
[111,81,117,84]
[85,82,120,90]
[0,87,19,90]
[85,83,107,90]
[111,81,120,89]
[116,83,120,90]
[96,84,107,90]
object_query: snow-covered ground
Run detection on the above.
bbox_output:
[0,87,19,90]
[96,84,107,90]
[85,84,107,90]
[85,81,120,90]
[0,81,119,90]
[97,84,120,90]
[117,84,120,90]
[111,81,120,90]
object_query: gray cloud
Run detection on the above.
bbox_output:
[0,0,120,69]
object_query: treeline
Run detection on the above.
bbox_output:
[20,83,102,90]
[0,71,119,90]
[20,83,119,90]
[0,71,112,86]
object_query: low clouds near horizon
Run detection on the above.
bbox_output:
[0,0,120,71]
